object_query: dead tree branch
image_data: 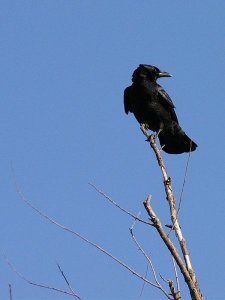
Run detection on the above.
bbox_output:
[4,256,81,299]
[149,134,195,276]
[144,196,188,298]
[56,263,81,299]
[129,217,171,298]
[141,125,203,300]
[172,256,180,295]
[13,184,172,299]
[89,183,152,226]
[168,280,181,300]
[9,284,12,300]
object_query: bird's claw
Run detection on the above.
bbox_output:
[140,123,149,130]
[140,123,150,139]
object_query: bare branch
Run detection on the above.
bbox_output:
[143,195,202,300]
[4,255,78,298]
[129,216,171,299]
[172,257,180,295]
[89,183,153,226]
[139,264,148,299]
[168,280,181,300]
[13,182,170,295]
[143,198,191,280]
[177,151,191,214]
[56,263,82,300]
[148,134,196,275]
[141,128,203,300]
[167,151,192,237]
[9,284,12,300]
[130,215,159,284]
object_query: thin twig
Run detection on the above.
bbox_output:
[129,215,171,299]
[167,150,191,237]
[177,150,191,214]
[172,257,180,295]
[56,263,82,300]
[4,255,78,298]
[130,214,150,298]
[12,181,170,295]
[89,183,153,226]
[139,264,148,299]
[160,273,168,284]
[9,284,12,300]
[130,215,159,284]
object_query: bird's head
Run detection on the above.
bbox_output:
[132,64,172,82]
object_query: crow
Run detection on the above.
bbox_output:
[124,64,197,154]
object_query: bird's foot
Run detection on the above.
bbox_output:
[140,123,149,131]
[140,123,150,139]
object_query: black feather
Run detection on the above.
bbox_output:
[124,64,197,154]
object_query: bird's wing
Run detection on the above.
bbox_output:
[124,87,133,114]
[157,84,175,108]
[157,84,179,123]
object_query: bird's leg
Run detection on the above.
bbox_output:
[156,124,165,151]
[155,122,164,139]
[156,128,163,138]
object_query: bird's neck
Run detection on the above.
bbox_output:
[133,77,155,87]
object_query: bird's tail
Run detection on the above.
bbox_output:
[158,123,198,154]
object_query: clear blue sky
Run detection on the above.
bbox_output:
[0,1,224,299]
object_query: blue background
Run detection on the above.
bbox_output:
[0,1,224,299]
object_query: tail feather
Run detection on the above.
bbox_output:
[158,125,197,154]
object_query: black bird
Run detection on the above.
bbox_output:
[124,64,197,154]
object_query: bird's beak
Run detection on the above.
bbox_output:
[158,71,172,78]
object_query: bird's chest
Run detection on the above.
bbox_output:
[130,84,165,131]
[132,85,160,116]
